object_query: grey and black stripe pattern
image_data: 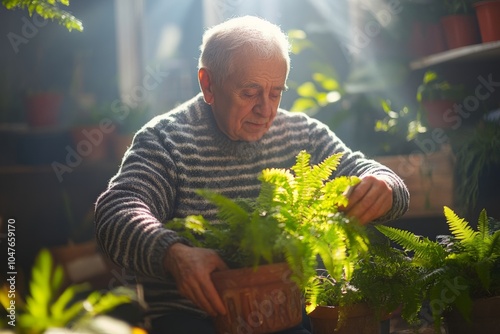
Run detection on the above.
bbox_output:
[94,93,410,319]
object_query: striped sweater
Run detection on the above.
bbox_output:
[94,93,409,320]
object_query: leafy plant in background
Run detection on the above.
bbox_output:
[1,0,83,31]
[0,249,133,334]
[287,29,344,115]
[451,123,500,214]
[168,150,369,311]
[416,71,465,104]
[442,0,476,15]
[375,99,426,149]
[376,206,500,332]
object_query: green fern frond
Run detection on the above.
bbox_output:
[313,153,343,181]
[2,0,83,31]
[376,225,446,265]
[25,249,56,319]
[196,189,250,226]
[444,206,477,244]
[474,259,494,290]
[49,283,89,324]
[477,209,490,242]
[489,230,500,257]
[304,277,324,313]
[321,176,360,209]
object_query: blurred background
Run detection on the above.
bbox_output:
[0,0,499,301]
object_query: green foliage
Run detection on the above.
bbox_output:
[0,249,132,334]
[287,29,343,115]
[375,99,426,142]
[2,0,83,31]
[443,0,476,15]
[416,71,465,103]
[451,123,500,214]
[290,73,342,114]
[313,239,424,326]
[167,150,370,311]
[376,207,500,332]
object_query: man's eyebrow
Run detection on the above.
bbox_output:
[240,82,288,91]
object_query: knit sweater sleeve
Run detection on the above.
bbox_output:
[306,116,410,223]
[94,123,187,280]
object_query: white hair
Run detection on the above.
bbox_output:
[198,16,291,86]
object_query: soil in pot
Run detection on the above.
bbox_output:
[308,304,387,334]
[444,296,500,334]
[210,262,303,334]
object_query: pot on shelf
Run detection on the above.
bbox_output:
[210,262,303,334]
[440,14,481,49]
[25,92,63,128]
[421,100,457,129]
[474,1,500,43]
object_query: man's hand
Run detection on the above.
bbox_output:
[342,175,393,225]
[163,243,228,317]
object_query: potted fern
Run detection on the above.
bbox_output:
[307,236,423,334]
[0,249,137,334]
[376,206,500,333]
[167,150,369,334]
[416,71,466,129]
[440,0,481,49]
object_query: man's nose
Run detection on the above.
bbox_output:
[254,96,273,117]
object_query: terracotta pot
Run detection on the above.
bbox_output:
[25,93,63,128]
[408,21,447,58]
[308,304,384,334]
[422,100,457,128]
[210,263,303,334]
[474,1,500,43]
[441,15,481,49]
[444,296,500,333]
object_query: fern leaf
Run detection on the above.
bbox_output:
[291,151,314,203]
[26,249,53,319]
[489,230,500,257]
[259,168,295,207]
[376,225,445,264]
[196,189,250,226]
[50,283,90,321]
[444,206,477,243]
[313,153,343,181]
[477,209,490,241]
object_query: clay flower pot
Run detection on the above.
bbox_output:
[474,1,500,43]
[210,262,303,334]
[25,92,63,128]
[441,14,480,49]
[308,303,386,334]
[422,100,457,128]
[444,296,500,334]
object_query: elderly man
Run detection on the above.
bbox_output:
[95,15,409,334]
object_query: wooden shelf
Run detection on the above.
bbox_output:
[410,40,500,70]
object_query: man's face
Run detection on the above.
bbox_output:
[209,52,287,142]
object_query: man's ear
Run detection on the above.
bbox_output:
[198,68,214,105]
